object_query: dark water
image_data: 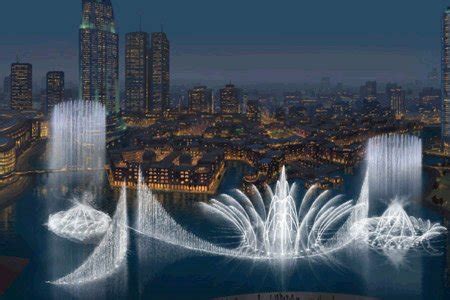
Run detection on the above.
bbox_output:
[0,160,449,300]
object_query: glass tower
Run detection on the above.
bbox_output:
[46,71,65,114]
[149,31,170,114]
[125,32,149,114]
[79,0,119,114]
[10,63,32,111]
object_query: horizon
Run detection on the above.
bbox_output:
[0,0,446,87]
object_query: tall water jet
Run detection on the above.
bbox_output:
[47,100,106,194]
[367,134,422,205]
[135,172,231,256]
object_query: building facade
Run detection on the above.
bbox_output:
[442,7,450,147]
[220,84,240,114]
[10,63,32,111]
[125,32,149,114]
[149,31,170,114]
[46,71,65,114]
[389,87,406,119]
[79,0,119,114]
[188,86,213,113]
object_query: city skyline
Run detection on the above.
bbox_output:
[0,0,446,86]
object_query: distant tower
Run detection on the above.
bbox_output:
[125,32,149,113]
[188,86,213,114]
[79,0,119,114]
[389,86,406,119]
[10,62,32,111]
[360,81,377,101]
[219,84,240,114]
[149,30,170,114]
[442,7,450,148]
[46,71,65,114]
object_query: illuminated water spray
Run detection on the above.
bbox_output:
[48,134,446,285]
[367,134,422,202]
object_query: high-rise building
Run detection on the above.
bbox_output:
[3,76,11,107]
[10,63,32,111]
[188,86,213,113]
[220,84,240,114]
[125,32,149,113]
[149,31,170,114]
[79,0,119,114]
[389,87,406,119]
[46,71,65,114]
[360,81,377,100]
[442,7,450,147]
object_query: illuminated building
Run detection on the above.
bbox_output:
[442,7,450,148]
[10,63,32,111]
[0,110,47,185]
[0,137,15,185]
[188,86,213,113]
[246,100,261,123]
[79,0,119,114]
[360,81,377,101]
[46,71,65,114]
[125,32,149,113]
[149,31,170,114]
[220,84,240,114]
[107,150,225,194]
[389,87,406,119]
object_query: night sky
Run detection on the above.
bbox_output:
[0,0,447,87]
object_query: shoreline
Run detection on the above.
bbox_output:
[0,140,47,209]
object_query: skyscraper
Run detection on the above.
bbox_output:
[46,71,65,114]
[10,63,32,111]
[220,84,240,114]
[442,7,450,148]
[125,32,149,113]
[360,81,377,101]
[149,31,170,114]
[389,86,406,119]
[79,0,119,113]
[188,86,213,113]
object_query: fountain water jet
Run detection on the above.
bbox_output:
[134,168,363,259]
[47,100,106,195]
[367,134,422,203]
[47,193,111,244]
[50,186,128,285]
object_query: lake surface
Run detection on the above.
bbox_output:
[0,157,449,300]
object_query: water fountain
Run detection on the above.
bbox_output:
[47,100,106,194]
[134,167,365,259]
[49,100,106,171]
[351,134,446,262]
[47,193,111,244]
[367,134,422,203]
[50,186,128,285]
[362,200,446,252]
[49,134,446,285]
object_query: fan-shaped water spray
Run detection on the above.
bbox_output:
[135,168,364,259]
